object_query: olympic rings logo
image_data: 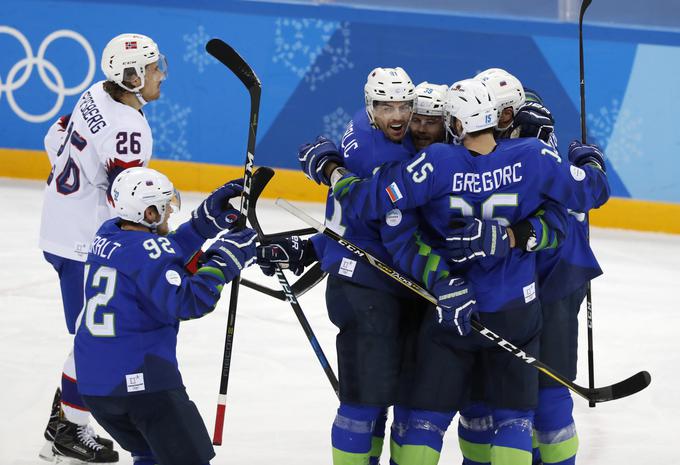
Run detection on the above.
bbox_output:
[0,26,95,123]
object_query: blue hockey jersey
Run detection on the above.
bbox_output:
[310,109,418,296]
[333,137,610,312]
[537,214,602,305]
[74,219,227,396]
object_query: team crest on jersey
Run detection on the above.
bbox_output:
[386,182,403,203]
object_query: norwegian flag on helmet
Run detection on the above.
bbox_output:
[125,41,138,50]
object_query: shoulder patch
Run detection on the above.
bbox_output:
[386,182,403,203]
[570,165,586,181]
[385,208,403,227]
[165,270,182,286]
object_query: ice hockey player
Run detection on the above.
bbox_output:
[260,67,434,465]
[410,82,448,151]
[38,33,167,462]
[74,167,257,465]
[303,78,609,465]
[506,85,603,465]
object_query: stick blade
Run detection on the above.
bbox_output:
[587,370,651,403]
[579,0,593,24]
[250,167,275,205]
[206,38,261,90]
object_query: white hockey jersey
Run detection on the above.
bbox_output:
[39,81,153,261]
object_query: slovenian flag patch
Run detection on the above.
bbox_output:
[385,182,403,203]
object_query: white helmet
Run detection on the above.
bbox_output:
[364,67,416,124]
[414,82,448,116]
[474,68,525,125]
[444,79,498,145]
[101,33,166,93]
[110,167,179,229]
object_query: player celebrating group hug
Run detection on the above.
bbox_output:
[37,31,607,465]
[263,67,608,465]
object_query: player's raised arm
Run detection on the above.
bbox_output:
[534,138,610,212]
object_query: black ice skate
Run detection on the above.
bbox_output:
[52,419,119,464]
[39,388,117,463]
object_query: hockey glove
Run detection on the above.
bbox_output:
[445,218,510,263]
[512,102,558,149]
[298,136,343,185]
[568,140,606,172]
[201,228,257,284]
[191,179,243,239]
[432,276,478,336]
[256,236,317,276]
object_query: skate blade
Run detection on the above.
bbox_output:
[53,455,118,465]
[38,440,55,462]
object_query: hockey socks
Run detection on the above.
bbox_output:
[399,409,454,465]
[332,403,383,465]
[61,350,90,425]
[458,403,493,465]
[370,408,388,465]
[389,405,410,465]
[490,409,534,465]
[534,387,578,465]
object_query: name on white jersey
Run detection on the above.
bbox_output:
[79,91,107,134]
[452,162,522,194]
[90,235,121,259]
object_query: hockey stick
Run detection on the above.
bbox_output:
[578,0,597,407]
[276,198,651,404]
[248,167,339,397]
[240,262,326,301]
[206,38,261,445]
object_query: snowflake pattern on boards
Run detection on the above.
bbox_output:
[183,25,216,73]
[587,98,643,166]
[323,107,352,144]
[146,98,193,161]
[273,18,353,91]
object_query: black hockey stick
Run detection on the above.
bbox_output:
[206,38,261,445]
[248,167,339,397]
[578,0,597,408]
[240,262,326,301]
[276,199,651,404]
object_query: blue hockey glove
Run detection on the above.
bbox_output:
[191,179,243,239]
[432,276,478,336]
[256,236,317,276]
[201,228,257,283]
[512,102,557,149]
[444,218,510,263]
[298,136,343,185]
[568,140,606,172]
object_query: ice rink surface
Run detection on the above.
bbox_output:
[0,178,677,464]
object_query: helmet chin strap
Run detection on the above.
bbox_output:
[445,118,465,146]
[134,91,148,107]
